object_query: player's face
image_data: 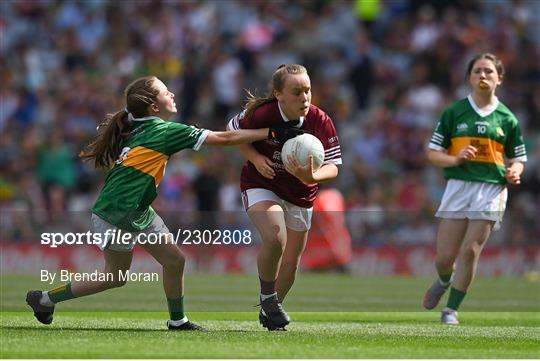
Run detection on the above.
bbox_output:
[469,58,502,94]
[150,79,177,119]
[275,73,311,120]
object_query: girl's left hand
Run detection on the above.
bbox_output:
[284,155,317,184]
[505,168,521,185]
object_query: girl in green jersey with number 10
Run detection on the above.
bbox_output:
[423,53,527,325]
[26,76,291,331]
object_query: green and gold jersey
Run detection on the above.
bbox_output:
[429,95,527,184]
[93,117,209,231]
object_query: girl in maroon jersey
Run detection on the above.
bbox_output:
[228,64,342,330]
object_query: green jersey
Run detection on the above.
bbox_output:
[429,95,527,184]
[92,117,209,231]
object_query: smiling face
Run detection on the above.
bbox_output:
[149,78,177,119]
[469,58,503,95]
[275,73,312,120]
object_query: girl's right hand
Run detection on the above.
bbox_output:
[455,145,477,165]
[251,153,276,179]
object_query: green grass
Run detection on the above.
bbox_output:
[1,273,539,358]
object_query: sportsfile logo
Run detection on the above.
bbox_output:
[40,230,156,248]
[40,228,253,248]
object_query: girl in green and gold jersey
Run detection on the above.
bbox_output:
[423,53,527,325]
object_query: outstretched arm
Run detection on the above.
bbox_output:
[204,129,268,146]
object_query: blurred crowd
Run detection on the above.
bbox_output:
[1,0,539,246]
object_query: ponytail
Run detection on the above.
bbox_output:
[79,75,158,169]
[79,109,134,169]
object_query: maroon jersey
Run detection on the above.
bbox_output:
[227,100,342,208]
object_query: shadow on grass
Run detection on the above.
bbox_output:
[1,325,250,333]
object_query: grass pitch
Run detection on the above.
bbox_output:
[1,273,539,358]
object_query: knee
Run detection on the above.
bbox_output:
[263,232,287,253]
[280,261,300,278]
[435,255,454,271]
[459,243,482,264]
[160,251,186,270]
[108,275,128,289]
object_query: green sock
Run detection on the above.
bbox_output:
[438,273,453,285]
[48,283,76,303]
[167,296,185,321]
[446,287,466,310]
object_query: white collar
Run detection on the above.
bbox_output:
[129,115,157,122]
[467,94,499,117]
[125,107,158,122]
[278,102,304,127]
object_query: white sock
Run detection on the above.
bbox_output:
[438,275,453,288]
[40,291,55,307]
[168,316,188,326]
[260,292,277,301]
[438,279,450,287]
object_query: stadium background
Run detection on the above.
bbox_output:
[1,0,539,278]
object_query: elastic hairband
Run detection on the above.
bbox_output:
[122,107,133,122]
[124,107,155,122]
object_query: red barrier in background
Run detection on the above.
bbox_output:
[2,243,538,276]
[303,189,352,270]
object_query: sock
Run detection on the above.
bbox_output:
[48,283,76,303]
[168,316,188,326]
[260,292,277,301]
[40,291,55,307]
[259,277,276,296]
[438,273,453,287]
[167,296,185,321]
[446,287,466,311]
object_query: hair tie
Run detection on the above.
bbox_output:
[124,108,135,122]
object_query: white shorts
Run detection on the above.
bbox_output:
[91,213,172,252]
[435,179,507,229]
[241,188,313,232]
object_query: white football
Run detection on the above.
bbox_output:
[281,133,325,171]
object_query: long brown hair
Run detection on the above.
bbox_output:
[243,64,308,121]
[80,76,159,169]
[466,53,505,77]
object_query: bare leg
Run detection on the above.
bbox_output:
[140,236,207,330]
[71,249,133,297]
[276,228,308,302]
[248,202,292,329]
[452,220,494,291]
[435,219,469,276]
[247,201,287,283]
[423,218,468,309]
[140,235,185,298]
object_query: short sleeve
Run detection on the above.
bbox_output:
[317,113,342,165]
[226,110,246,130]
[429,109,452,151]
[505,118,527,162]
[165,122,209,155]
